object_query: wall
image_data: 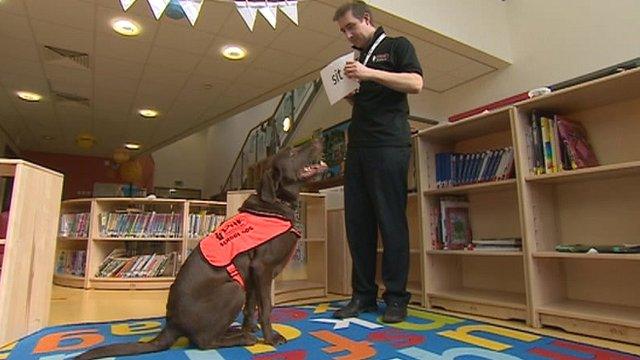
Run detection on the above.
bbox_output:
[368,0,512,63]
[23,151,154,200]
[436,0,640,118]
[152,131,208,192]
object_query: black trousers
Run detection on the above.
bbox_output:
[344,146,411,306]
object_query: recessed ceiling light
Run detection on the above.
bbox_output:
[124,143,141,150]
[221,45,247,60]
[17,91,42,102]
[138,109,158,118]
[283,116,292,132]
[42,135,54,141]
[112,18,141,36]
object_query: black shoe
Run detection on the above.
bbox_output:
[382,301,407,323]
[332,298,378,319]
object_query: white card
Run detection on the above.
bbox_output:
[320,52,359,106]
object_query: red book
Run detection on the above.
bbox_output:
[448,92,530,123]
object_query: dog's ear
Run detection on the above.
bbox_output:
[258,168,281,203]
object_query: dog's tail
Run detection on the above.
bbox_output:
[74,324,180,360]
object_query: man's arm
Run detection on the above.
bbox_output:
[344,60,423,94]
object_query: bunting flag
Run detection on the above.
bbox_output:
[235,1,299,31]
[178,0,204,26]
[118,0,300,29]
[147,0,171,20]
[119,0,137,11]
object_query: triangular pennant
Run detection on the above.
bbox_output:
[178,0,204,26]
[146,0,171,20]
[279,1,298,26]
[235,2,258,31]
[258,3,278,29]
[119,0,137,11]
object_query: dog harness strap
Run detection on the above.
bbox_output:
[225,263,245,288]
[200,212,300,288]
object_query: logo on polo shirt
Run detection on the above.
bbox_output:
[372,53,390,63]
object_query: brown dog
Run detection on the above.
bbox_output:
[76,139,326,359]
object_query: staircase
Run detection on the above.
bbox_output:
[219,79,322,196]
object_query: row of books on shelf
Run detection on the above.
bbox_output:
[528,111,598,175]
[96,249,180,278]
[98,212,182,238]
[55,250,86,276]
[435,147,515,188]
[430,195,522,252]
[188,213,226,238]
[59,213,90,238]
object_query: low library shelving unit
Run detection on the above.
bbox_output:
[415,67,640,344]
[54,198,226,290]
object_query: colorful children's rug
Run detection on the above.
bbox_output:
[2,301,638,359]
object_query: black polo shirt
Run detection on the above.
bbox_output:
[349,27,423,148]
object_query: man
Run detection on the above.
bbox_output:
[332,1,423,323]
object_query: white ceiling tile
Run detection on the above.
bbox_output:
[224,82,270,101]
[31,20,93,54]
[25,0,95,31]
[95,5,159,43]
[315,39,353,64]
[251,48,308,75]
[95,31,152,64]
[94,56,145,80]
[155,21,214,55]
[0,56,42,77]
[193,55,248,81]
[270,27,335,57]
[93,0,151,17]
[182,73,228,93]
[0,35,40,61]
[0,12,33,40]
[139,64,189,87]
[131,91,176,115]
[298,1,341,38]
[94,74,139,94]
[0,0,28,16]
[187,1,234,35]
[146,45,201,72]
[293,59,324,77]
[235,68,286,89]
[0,72,49,94]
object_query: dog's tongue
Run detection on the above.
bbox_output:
[300,161,328,179]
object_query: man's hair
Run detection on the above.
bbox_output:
[333,1,372,22]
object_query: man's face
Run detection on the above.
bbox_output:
[337,10,372,49]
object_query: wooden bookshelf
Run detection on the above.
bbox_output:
[511,67,640,344]
[524,160,640,184]
[424,179,517,195]
[0,160,63,345]
[427,250,523,257]
[416,106,525,320]
[428,288,527,321]
[532,251,640,261]
[53,198,227,291]
[414,68,640,344]
[226,190,328,305]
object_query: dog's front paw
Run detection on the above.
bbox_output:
[265,332,287,346]
[244,333,258,346]
[242,323,259,333]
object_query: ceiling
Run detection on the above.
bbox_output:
[0,0,499,158]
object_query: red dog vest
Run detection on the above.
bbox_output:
[199,212,301,288]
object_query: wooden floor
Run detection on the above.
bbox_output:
[49,286,640,356]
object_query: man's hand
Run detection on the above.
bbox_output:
[344,60,372,81]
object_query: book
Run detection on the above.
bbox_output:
[556,117,599,169]
[439,196,472,250]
